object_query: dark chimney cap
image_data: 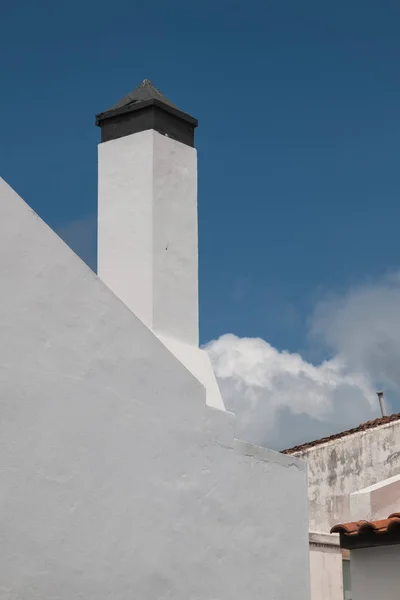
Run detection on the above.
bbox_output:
[96,79,198,147]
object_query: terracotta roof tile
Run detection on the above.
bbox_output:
[281,414,400,454]
[330,513,400,549]
[331,515,400,535]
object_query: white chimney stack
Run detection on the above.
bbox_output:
[96,80,224,410]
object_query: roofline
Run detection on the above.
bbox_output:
[337,529,400,550]
[282,414,400,456]
[309,531,341,551]
[331,513,400,550]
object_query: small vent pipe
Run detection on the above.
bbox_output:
[377,391,386,417]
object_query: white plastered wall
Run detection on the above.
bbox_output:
[98,130,198,346]
[350,474,400,522]
[289,425,400,600]
[351,546,400,600]
[346,474,400,600]
[0,177,310,600]
[309,533,343,600]
[290,421,400,532]
[98,130,225,410]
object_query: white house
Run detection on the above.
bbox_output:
[284,414,400,600]
[331,476,400,600]
[0,79,311,599]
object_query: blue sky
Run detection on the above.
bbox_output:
[2,0,400,446]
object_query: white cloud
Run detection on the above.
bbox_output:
[312,275,400,391]
[55,215,399,451]
[206,273,400,451]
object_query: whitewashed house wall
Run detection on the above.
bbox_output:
[0,118,311,599]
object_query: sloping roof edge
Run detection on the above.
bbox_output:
[282,414,400,455]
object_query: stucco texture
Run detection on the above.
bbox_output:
[0,178,310,600]
[351,546,400,600]
[98,130,198,347]
[293,423,400,532]
[98,130,225,411]
[309,546,343,600]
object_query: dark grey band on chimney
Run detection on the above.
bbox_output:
[96,99,197,147]
[96,81,198,147]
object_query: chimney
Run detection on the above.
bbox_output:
[96,80,199,345]
[96,79,224,410]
